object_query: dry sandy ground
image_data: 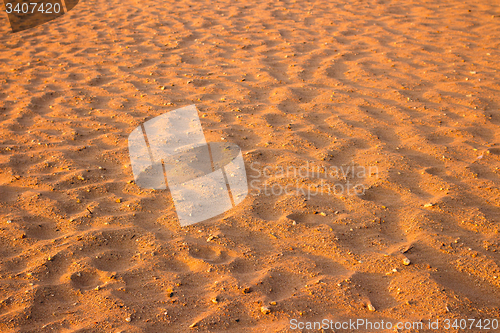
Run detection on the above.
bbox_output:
[0,0,500,332]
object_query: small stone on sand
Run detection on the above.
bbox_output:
[261,306,271,314]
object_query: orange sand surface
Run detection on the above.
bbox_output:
[0,0,500,331]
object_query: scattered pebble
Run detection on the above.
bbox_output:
[206,235,218,242]
[261,306,271,314]
[424,203,434,208]
[211,297,218,304]
[125,317,132,322]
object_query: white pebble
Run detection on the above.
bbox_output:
[261,306,271,314]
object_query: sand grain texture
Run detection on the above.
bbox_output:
[0,0,500,331]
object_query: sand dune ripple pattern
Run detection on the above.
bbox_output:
[0,0,499,331]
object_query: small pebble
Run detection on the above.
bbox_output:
[424,203,434,208]
[367,303,376,312]
[125,317,131,322]
[402,258,411,266]
[206,235,217,242]
[261,306,271,314]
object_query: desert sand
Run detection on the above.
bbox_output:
[0,0,500,331]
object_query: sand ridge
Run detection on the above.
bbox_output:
[0,0,500,331]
